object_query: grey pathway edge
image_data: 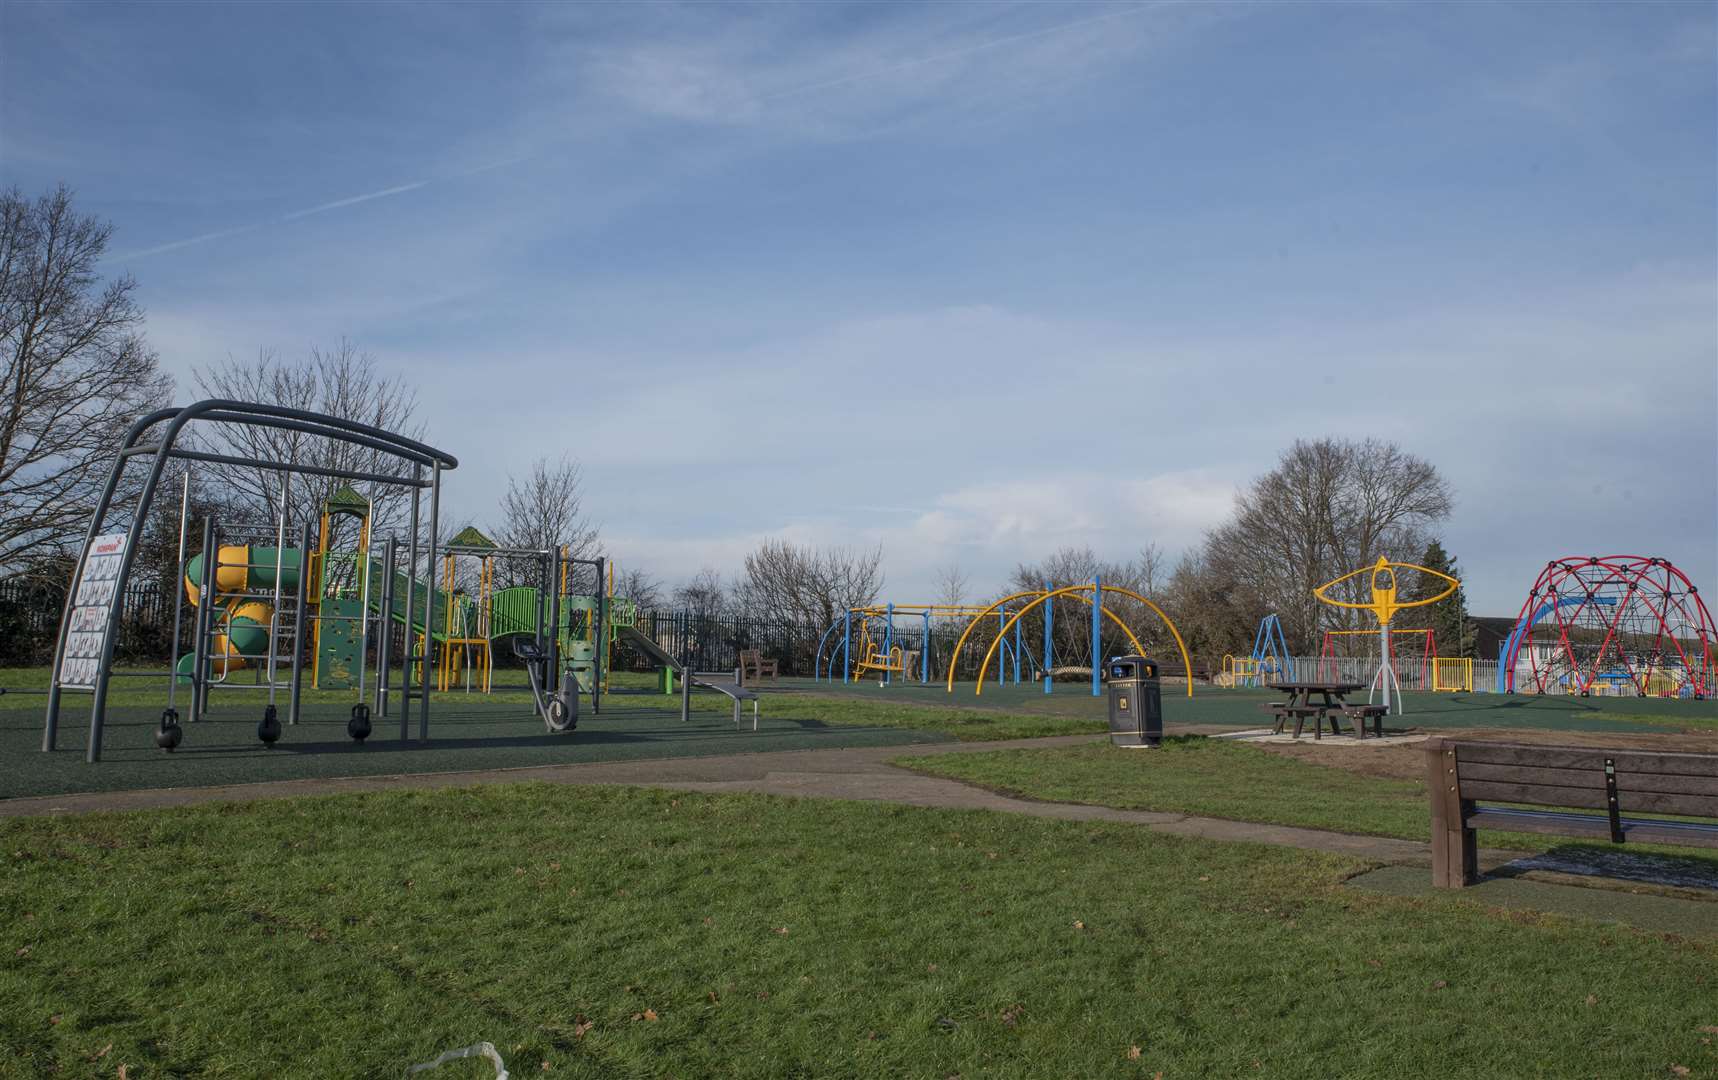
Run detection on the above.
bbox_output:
[0,731,1511,869]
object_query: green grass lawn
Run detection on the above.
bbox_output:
[897,738,1718,870]
[3,784,1714,1078]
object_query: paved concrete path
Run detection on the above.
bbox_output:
[0,732,1525,871]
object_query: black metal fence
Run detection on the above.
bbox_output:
[0,584,1061,681]
[616,612,826,676]
[0,576,179,666]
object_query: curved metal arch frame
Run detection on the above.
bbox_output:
[1314,556,1459,627]
[974,585,1193,698]
[944,589,1052,692]
[44,399,459,762]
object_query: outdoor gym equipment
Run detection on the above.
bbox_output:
[1313,556,1459,715]
[1500,556,1714,698]
[514,637,577,732]
[43,400,456,763]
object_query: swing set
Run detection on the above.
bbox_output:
[814,579,1194,699]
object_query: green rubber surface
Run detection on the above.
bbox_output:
[7,693,950,800]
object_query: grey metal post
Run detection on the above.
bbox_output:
[680,648,692,723]
[192,519,216,721]
[1379,621,1397,715]
[288,522,311,725]
[356,489,375,700]
[374,538,395,718]
[420,462,440,741]
[594,555,605,715]
[164,471,192,711]
[401,487,420,742]
[546,550,561,694]
[266,473,289,708]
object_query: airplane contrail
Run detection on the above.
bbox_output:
[107,178,432,262]
[277,180,429,222]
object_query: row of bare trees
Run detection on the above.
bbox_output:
[613,437,1461,673]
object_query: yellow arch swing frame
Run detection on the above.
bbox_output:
[943,584,1194,697]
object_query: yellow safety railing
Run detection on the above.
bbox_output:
[1431,657,1472,693]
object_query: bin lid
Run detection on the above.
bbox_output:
[1106,655,1158,678]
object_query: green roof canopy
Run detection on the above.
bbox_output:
[323,485,370,514]
[447,525,497,550]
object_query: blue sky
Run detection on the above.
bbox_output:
[3,1,1713,614]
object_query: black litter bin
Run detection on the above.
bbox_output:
[1105,656,1162,748]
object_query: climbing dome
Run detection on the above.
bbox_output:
[1504,556,1715,697]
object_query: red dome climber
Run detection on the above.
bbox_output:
[1504,556,1715,698]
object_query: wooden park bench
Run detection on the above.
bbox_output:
[1341,704,1388,738]
[1425,738,1718,888]
[737,649,778,686]
[1154,660,1213,683]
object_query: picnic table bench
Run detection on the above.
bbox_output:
[1264,681,1375,740]
[1425,738,1718,887]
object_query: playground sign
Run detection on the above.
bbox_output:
[55,532,129,690]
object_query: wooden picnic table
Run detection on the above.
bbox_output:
[1264,680,1368,740]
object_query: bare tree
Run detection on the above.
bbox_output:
[616,565,664,614]
[934,562,969,608]
[1008,546,1174,669]
[1202,437,1453,650]
[736,539,883,627]
[1135,542,1166,597]
[1161,549,1261,663]
[673,566,729,622]
[0,185,172,573]
[493,454,599,586]
[191,340,422,533]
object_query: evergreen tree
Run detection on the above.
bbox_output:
[1409,539,1471,657]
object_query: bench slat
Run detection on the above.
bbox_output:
[1458,761,1604,789]
[1618,771,1718,798]
[1461,762,1718,799]
[1459,779,1610,810]
[1467,808,1718,849]
[1455,742,1718,778]
[1460,778,1718,818]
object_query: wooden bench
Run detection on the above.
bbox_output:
[1342,704,1388,738]
[737,649,778,686]
[1265,704,1343,739]
[1425,738,1718,888]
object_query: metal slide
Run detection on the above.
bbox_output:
[618,625,683,674]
